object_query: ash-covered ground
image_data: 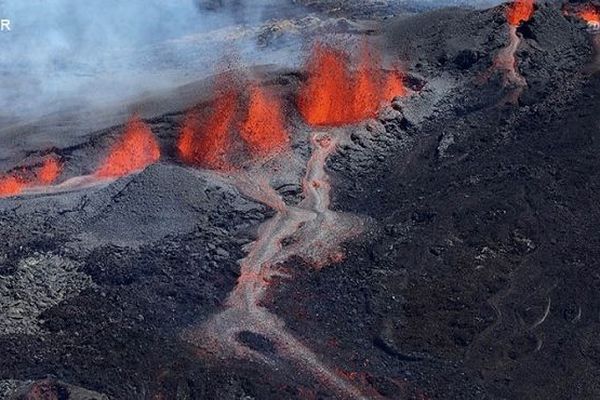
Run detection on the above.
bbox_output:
[1,1,600,399]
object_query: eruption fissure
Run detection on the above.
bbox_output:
[186,129,370,399]
[506,0,535,27]
[178,77,290,170]
[0,157,62,198]
[0,114,161,199]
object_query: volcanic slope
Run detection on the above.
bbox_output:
[283,3,599,400]
[1,2,600,400]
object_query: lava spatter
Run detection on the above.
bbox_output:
[96,114,160,178]
[185,129,368,398]
[240,85,289,157]
[178,82,239,170]
[36,157,62,185]
[384,70,408,102]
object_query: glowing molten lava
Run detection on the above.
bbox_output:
[240,85,289,156]
[37,158,62,185]
[96,115,160,178]
[506,0,535,26]
[179,77,290,169]
[298,43,406,127]
[384,70,408,102]
[179,85,238,170]
[0,175,25,198]
[578,4,600,24]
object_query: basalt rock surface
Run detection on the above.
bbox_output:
[1,2,600,400]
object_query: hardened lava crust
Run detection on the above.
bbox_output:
[1,2,600,400]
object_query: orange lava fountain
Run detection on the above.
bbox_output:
[36,158,62,185]
[581,9,600,24]
[240,85,289,156]
[0,175,26,198]
[179,77,290,169]
[96,114,160,178]
[178,82,239,170]
[298,43,406,126]
[0,157,63,198]
[506,0,535,27]
[384,70,408,102]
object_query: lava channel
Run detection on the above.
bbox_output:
[184,129,371,399]
[482,0,535,103]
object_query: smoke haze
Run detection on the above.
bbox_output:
[0,0,506,122]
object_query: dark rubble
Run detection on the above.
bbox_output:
[1,2,600,400]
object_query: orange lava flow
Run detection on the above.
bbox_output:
[96,114,160,178]
[36,158,62,185]
[0,175,26,198]
[506,0,535,26]
[178,84,238,170]
[298,43,406,127]
[240,85,289,156]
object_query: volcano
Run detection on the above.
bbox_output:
[1,1,600,400]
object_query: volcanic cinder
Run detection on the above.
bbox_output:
[2,1,600,400]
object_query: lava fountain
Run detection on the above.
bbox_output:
[179,76,290,169]
[96,114,161,178]
[0,175,26,198]
[240,85,289,157]
[0,156,62,198]
[178,78,239,170]
[36,158,62,185]
[506,0,535,27]
[576,4,600,29]
[298,42,406,126]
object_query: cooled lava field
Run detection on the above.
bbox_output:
[1,1,600,399]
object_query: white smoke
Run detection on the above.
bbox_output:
[0,0,508,122]
[0,0,300,120]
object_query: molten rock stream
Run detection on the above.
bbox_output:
[185,129,369,399]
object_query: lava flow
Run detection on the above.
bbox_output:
[96,114,160,178]
[483,0,535,103]
[298,42,406,126]
[185,129,370,398]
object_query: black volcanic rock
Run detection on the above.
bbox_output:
[2,2,600,400]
